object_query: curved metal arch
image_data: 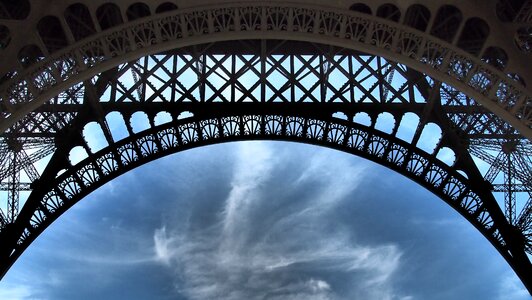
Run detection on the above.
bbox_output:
[0,2,530,139]
[5,111,513,281]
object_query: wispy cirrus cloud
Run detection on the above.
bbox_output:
[496,272,530,300]
[1,142,529,299]
[153,142,404,299]
[0,283,33,300]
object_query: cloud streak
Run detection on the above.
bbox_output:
[153,142,403,299]
[2,142,528,299]
[0,283,33,300]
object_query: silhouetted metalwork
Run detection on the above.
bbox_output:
[0,0,530,294]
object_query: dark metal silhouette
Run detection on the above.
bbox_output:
[0,1,530,294]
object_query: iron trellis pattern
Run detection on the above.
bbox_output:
[11,112,506,271]
[0,3,531,138]
[102,52,425,104]
[0,45,530,289]
[0,0,531,294]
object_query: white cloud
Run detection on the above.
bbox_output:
[154,226,174,265]
[0,283,33,300]
[497,272,530,300]
[294,147,368,209]
[152,142,403,299]
[220,142,276,253]
[3,142,528,300]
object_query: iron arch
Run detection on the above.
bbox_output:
[2,109,515,284]
[0,1,530,295]
[0,2,530,138]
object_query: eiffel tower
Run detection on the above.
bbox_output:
[0,0,531,293]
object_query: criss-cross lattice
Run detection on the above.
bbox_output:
[0,0,531,294]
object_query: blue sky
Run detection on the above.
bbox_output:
[0,141,529,300]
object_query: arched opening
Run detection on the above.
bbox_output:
[130,111,150,133]
[396,112,419,143]
[178,111,194,120]
[456,18,490,56]
[96,3,123,30]
[353,112,372,127]
[436,146,456,166]
[374,112,395,134]
[82,122,109,153]
[349,3,372,15]
[332,111,348,121]
[403,4,431,31]
[515,26,532,53]
[68,145,89,165]
[507,73,527,87]
[126,2,151,21]
[37,16,69,53]
[430,5,463,43]
[496,0,526,22]
[482,47,509,71]
[64,3,97,41]
[376,3,401,22]
[416,122,442,154]
[106,112,129,141]
[0,0,30,20]
[155,2,178,14]
[154,111,173,126]
[0,24,9,49]
[17,44,44,67]
[0,71,14,86]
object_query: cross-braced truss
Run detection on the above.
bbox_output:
[0,0,531,294]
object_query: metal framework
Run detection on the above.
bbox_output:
[0,0,531,294]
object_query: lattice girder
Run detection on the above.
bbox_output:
[0,46,530,287]
[0,3,531,138]
[0,0,531,295]
[2,102,528,286]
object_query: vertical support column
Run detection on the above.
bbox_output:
[7,151,19,224]
[231,54,236,102]
[192,45,206,102]
[261,39,266,102]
